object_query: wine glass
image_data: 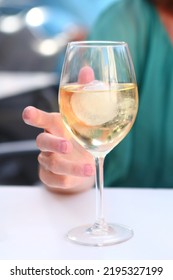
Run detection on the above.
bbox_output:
[59,41,138,246]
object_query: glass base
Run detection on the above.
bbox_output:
[67,222,133,247]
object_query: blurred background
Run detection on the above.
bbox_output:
[0,0,115,185]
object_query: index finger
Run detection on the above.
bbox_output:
[22,106,63,135]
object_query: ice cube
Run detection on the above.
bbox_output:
[71,81,117,125]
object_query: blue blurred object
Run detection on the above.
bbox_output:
[0,0,36,14]
[0,0,117,35]
[33,0,116,35]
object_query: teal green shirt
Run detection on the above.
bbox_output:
[89,0,173,188]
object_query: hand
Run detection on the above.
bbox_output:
[22,106,95,194]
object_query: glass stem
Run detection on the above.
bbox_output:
[94,156,106,227]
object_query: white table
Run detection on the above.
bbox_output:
[0,186,173,260]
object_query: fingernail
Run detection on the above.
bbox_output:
[60,141,69,153]
[22,107,31,124]
[84,164,94,176]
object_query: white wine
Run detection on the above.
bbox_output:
[59,82,138,154]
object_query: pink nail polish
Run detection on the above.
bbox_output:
[60,141,69,153]
[22,108,31,124]
[84,164,94,176]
